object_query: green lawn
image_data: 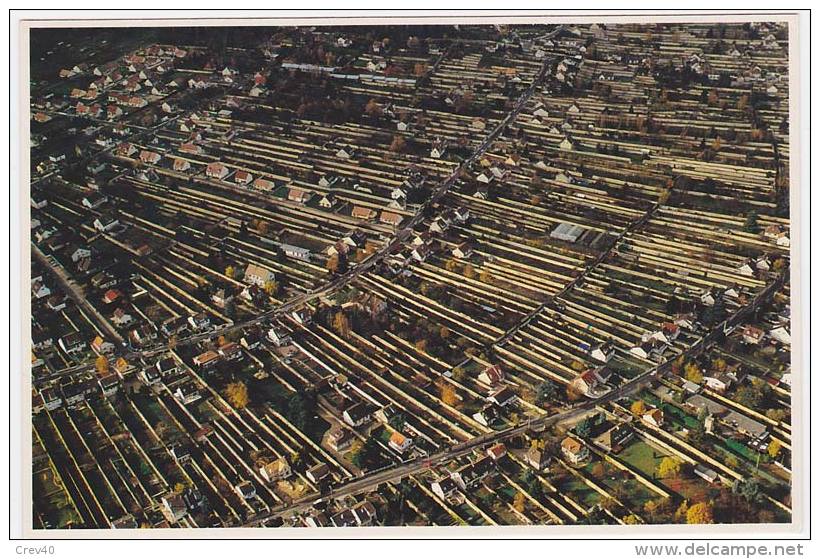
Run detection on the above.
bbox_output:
[619,440,670,477]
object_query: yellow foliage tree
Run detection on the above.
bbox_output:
[767,439,782,459]
[333,312,351,338]
[95,355,109,375]
[630,400,647,416]
[513,491,526,513]
[657,456,683,479]
[225,381,249,409]
[684,362,703,383]
[225,265,235,279]
[440,384,459,407]
[686,502,714,524]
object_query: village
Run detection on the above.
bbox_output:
[29,21,792,530]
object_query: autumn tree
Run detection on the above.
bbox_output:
[630,400,647,416]
[686,502,714,524]
[264,279,279,296]
[364,99,383,117]
[95,355,109,375]
[333,311,351,338]
[767,439,782,459]
[225,381,249,409]
[513,491,526,512]
[327,254,341,274]
[463,263,476,280]
[657,456,683,479]
[622,514,641,525]
[684,361,703,383]
[389,135,406,153]
[440,383,459,407]
[225,265,235,278]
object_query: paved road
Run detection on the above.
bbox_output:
[32,244,126,345]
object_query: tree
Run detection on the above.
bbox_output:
[513,491,526,512]
[225,265,235,278]
[263,279,278,296]
[440,384,459,407]
[743,211,760,233]
[333,311,351,338]
[657,456,683,478]
[463,263,476,280]
[622,514,641,525]
[630,400,647,416]
[439,326,450,340]
[95,355,110,375]
[479,269,493,284]
[536,380,557,404]
[686,502,714,524]
[224,381,249,409]
[415,339,428,353]
[684,361,703,383]
[389,135,406,153]
[326,254,340,274]
[364,99,383,117]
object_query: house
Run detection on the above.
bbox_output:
[287,188,312,205]
[351,206,377,221]
[102,289,123,305]
[303,513,330,528]
[41,388,62,411]
[451,241,473,259]
[593,423,634,453]
[550,222,586,243]
[694,464,719,484]
[139,150,161,164]
[232,170,253,185]
[488,386,517,407]
[281,244,311,261]
[90,336,115,355]
[244,263,275,288]
[525,446,551,471]
[352,501,378,526]
[769,326,791,346]
[451,457,495,489]
[643,408,664,428]
[561,436,589,465]
[82,193,108,209]
[570,368,611,397]
[218,342,243,362]
[111,308,135,327]
[58,333,86,355]
[173,158,191,172]
[266,327,291,347]
[306,463,331,485]
[98,374,120,398]
[234,481,256,501]
[240,331,262,351]
[380,211,403,228]
[486,442,507,461]
[260,457,292,483]
[193,350,220,370]
[254,177,276,192]
[31,280,51,300]
[211,288,233,309]
[174,383,202,405]
[93,214,120,233]
[161,494,188,522]
[70,246,91,263]
[128,324,157,346]
[590,342,615,363]
[477,365,504,387]
[343,402,375,428]
[388,431,413,454]
[47,294,68,312]
[206,162,229,180]
[431,476,459,500]
[742,325,765,345]
[472,403,500,427]
[703,373,733,393]
[155,357,179,377]
[318,193,337,209]
[327,426,354,451]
